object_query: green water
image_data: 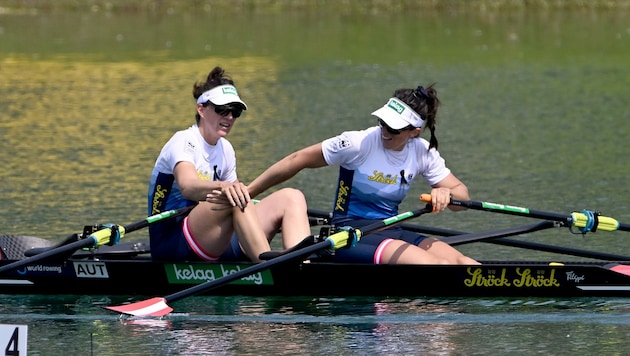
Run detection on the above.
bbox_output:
[1,1,630,354]
[2,295,630,355]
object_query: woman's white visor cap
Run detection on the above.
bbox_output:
[196,85,248,110]
[371,97,423,129]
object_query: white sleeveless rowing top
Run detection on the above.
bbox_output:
[321,126,450,222]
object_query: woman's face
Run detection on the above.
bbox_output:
[378,120,420,151]
[197,103,242,144]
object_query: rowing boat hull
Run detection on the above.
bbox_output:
[2,257,630,298]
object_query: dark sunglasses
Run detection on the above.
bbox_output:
[378,119,412,135]
[205,103,243,118]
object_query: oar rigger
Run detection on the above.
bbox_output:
[569,209,601,234]
[335,226,360,248]
[0,205,194,275]
[82,223,122,247]
[569,209,625,235]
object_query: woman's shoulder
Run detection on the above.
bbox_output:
[162,125,197,148]
[217,137,235,152]
[335,126,380,144]
[167,125,197,141]
[323,126,377,153]
[409,136,432,153]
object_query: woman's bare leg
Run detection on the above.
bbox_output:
[254,188,311,249]
[186,202,235,257]
[231,205,271,261]
[418,238,480,265]
[187,201,270,262]
[379,238,480,265]
[379,239,449,264]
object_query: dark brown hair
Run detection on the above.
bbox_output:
[393,84,440,150]
[192,66,236,123]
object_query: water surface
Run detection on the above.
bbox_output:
[1,1,630,354]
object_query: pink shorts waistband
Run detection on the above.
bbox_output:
[183,216,220,262]
[374,238,395,265]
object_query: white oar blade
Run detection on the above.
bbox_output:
[105,297,173,317]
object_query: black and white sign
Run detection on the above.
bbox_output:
[0,324,27,356]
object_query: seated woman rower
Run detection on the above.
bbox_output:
[148,66,311,262]
[240,83,480,265]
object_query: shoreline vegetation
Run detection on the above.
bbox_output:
[1,0,630,14]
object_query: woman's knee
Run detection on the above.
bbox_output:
[276,188,307,208]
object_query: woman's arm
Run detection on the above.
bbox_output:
[247,142,328,198]
[175,161,250,209]
[430,173,470,212]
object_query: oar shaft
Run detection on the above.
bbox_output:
[0,205,194,274]
[106,205,434,316]
[420,194,572,224]
[165,239,333,303]
[166,205,433,303]
[490,238,630,261]
[441,221,556,245]
[128,206,194,232]
[0,238,95,274]
[400,221,630,261]
[452,199,571,224]
[420,194,628,233]
[91,205,194,246]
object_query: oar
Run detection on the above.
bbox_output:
[400,220,630,261]
[420,194,630,233]
[105,205,434,317]
[440,221,557,245]
[306,207,630,260]
[0,206,193,274]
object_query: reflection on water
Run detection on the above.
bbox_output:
[3,295,630,355]
[1,2,630,355]
[1,57,283,241]
[1,3,629,256]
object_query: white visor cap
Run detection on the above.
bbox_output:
[196,85,247,110]
[371,97,423,129]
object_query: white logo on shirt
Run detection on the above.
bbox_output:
[331,138,351,152]
[185,140,196,153]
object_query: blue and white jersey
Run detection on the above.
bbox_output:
[321,126,450,223]
[148,124,237,216]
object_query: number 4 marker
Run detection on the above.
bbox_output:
[0,325,27,356]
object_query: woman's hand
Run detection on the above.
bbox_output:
[206,181,251,210]
[429,187,452,212]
